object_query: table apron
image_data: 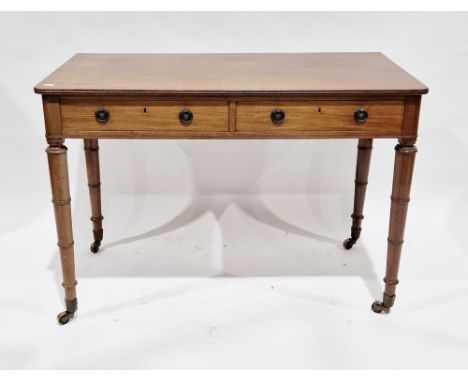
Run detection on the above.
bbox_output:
[43,95,421,141]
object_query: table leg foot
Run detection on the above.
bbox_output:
[371,300,390,314]
[90,240,101,254]
[342,237,356,250]
[371,293,394,314]
[57,311,75,325]
[90,228,103,253]
[57,298,77,325]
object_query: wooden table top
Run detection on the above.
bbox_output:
[34,53,428,97]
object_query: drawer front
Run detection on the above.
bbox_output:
[236,101,404,134]
[60,100,229,132]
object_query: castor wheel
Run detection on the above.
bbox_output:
[371,300,390,314]
[90,241,101,253]
[57,311,74,325]
[342,238,356,250]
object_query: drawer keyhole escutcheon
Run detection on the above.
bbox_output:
[354,108,368,123]
[179,109,193,125]
[95,107,110,123]
[271,109,285,125]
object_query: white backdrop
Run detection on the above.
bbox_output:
[1,12,468,223]
[1,12,468,369]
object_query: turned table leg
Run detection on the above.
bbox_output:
[84,139,104,253]
[372,139,417,313]
[46,142,77,325]
[343,138,373,249]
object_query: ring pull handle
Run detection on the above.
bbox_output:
[354,108,368,123]
[271,109,285,125]
[95,108,110,123]
[179,109,193,125]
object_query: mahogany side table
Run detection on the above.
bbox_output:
[34,53,428,325]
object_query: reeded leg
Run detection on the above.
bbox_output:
[372,140,417,314]
[343,139,373,249]
[84,139,104,253]
[46,142,77,325]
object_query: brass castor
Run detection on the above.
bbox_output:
[57,311,75,325]
[342,238,356,250]
[371,300,390,314]
[90,241,101,253]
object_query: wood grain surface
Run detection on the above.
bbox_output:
[236,101,404,134]
[61,99,229,133]
[34,53,428,96]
